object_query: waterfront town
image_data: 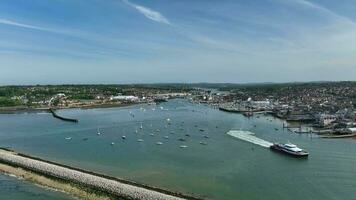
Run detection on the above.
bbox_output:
[0,82,355,137]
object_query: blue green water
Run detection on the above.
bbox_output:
[0,99,356,200]
[0,174,74,200]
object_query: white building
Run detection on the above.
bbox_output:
[110,95,139,102]
[319,114,337,126]
[346,127,356,134]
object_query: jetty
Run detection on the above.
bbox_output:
[321,133,356,138]
[49,108,78,123]
[218,107,243,113]
[0,148,202,200]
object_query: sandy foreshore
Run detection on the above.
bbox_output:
[0,149,201,200]
[0,163,114,200]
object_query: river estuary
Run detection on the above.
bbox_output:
[0,99,355,200]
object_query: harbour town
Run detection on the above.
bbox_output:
[1,82,355,137]
[2,0,356,199]
[0,82,356,200]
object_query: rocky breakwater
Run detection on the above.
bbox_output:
[0,149,193,200]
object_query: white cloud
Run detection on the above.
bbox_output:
[0,19,52,31]
[123,0,170,25]
[283,0,356,26]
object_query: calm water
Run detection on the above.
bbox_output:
[0,174,74,200]
[0,99,356,200]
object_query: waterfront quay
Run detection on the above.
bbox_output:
[192,82,356,136]
[0,148,202,200]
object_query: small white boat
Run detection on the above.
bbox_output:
[199,141,207,145]
[140,123,143,129]
[97,128,101,135]
[156,142,163,145]
[122,136,126,139]
[65,137,72,140]
[137,139,144,142]
[180,145,188,148]
[111,142,115,145]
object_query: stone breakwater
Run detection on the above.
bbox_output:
[0,149,197,200]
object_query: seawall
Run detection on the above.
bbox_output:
[49,108,78,123]
[0,149,203,200]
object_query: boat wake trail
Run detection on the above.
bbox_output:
[227,130,273,148]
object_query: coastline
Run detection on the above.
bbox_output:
[0,163,114,200]
[0,148,203,200]
[0,102,142,114]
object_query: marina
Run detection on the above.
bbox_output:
[1,99,356,200]
[1,0,355,199]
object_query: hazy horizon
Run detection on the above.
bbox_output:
[1,0,356,85]
[0,80,356,87]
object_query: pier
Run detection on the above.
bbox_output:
[0,148,203,200]
[49,108,78,123]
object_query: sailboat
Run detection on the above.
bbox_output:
[97,128,101,135]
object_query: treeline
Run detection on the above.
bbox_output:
[0,97,22,107]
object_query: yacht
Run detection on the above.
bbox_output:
[270,143,309,157]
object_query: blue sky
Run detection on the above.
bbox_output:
[0,0,356,85]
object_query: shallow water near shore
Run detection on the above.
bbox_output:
[1,99,356,200]
[0,174,75,200]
